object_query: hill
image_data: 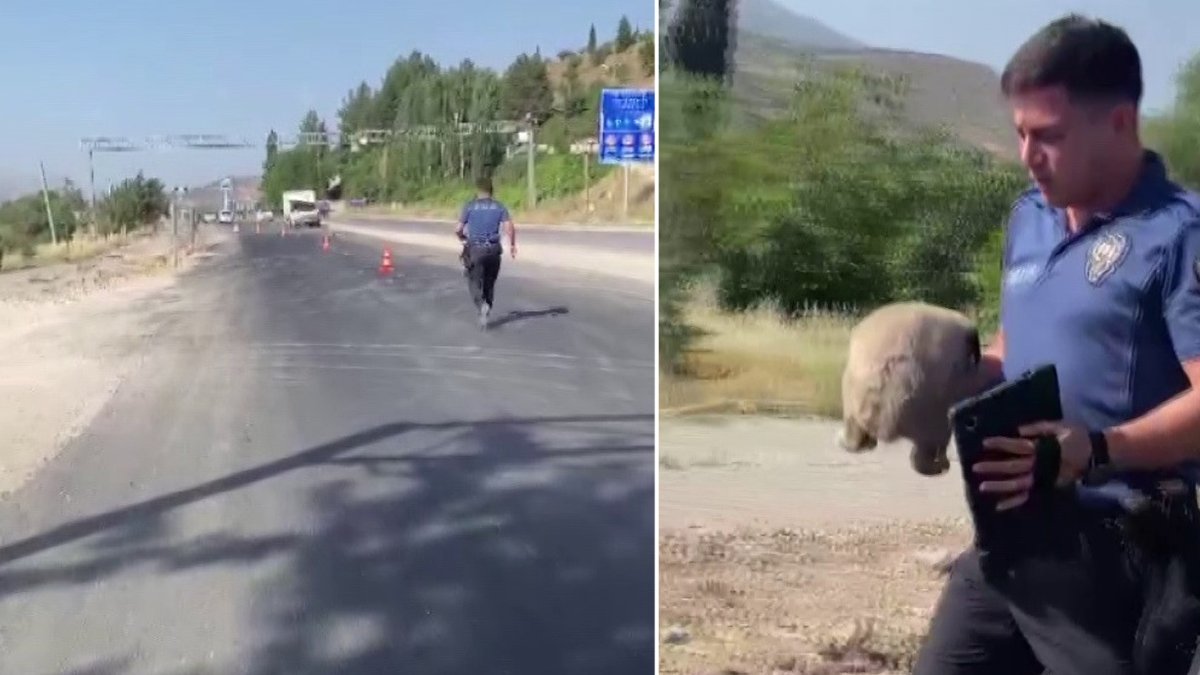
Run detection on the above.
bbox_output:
[735,0,865,51]
[545,39,654,93]
[261,18,655,224]
[730,0,1015,160]
[184,176,262,211]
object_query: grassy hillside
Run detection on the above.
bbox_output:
[660,1,1200,423]
[658,0,1027,416]
[262,19,656,226]
[731,5,1014,159]
[734,0,866,51]
[184,176,262,212]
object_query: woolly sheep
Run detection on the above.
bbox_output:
[836,301,984,476]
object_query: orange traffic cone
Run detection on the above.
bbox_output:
[378,248,394,276]
[321,234,331,252]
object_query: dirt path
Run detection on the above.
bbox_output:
[0,227,232,497]
[660,416,969,529]
[659,415,975,675]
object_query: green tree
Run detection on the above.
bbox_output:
[337,82,375,139]
[299,109,323,135]
[587,24,597,55]
[639,32,656,76]
[264,130,279,173]
[99,172,169,234]
[666,0,738,82]
[500,53,554,122]
[1146,52,1200,190]
[659,0,740,368]
[616,16,635,51]
[261,25,631,211]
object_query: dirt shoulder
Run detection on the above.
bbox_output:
[659,415,973,675]
[0,226,232,497]
[340,210,653,233]
[326,220,654,285]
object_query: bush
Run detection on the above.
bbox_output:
[658,61,1028,370]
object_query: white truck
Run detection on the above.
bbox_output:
[281,189,321,228]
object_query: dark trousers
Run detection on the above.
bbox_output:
[464,242,502,309]
[914,490,1200,675]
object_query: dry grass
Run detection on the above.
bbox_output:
[545,42,655,93]
[355,164,655,228]
[660,284,857,418]
[526,164,655,225]
[659,519,971,674]
[0,233,133,272]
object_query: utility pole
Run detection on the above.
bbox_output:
[38,161,58,245]
[525,113,536,211]
[455,111,465,179]
[88,149,97,237]
[583,145,591,214]
[623,163,630,220]
[171,187,181,268]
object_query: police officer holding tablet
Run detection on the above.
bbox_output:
[914,14,1200,675]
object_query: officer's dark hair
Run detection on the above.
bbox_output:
[1000,14,1142,108]
[475,176,494,196]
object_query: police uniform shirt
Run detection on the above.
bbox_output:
[1000,150,1200,500]
[460,198,509,245]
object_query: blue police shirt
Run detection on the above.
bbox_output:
[999,151,1200,504]
[460,197,509,244]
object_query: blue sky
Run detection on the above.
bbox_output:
[0,0,653,197]
[782,0,1196,116]
[4,1,1191,200]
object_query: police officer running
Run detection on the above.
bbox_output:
[913,15,1200,675]
[455,176,517,329]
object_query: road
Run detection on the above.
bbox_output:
[659,415,970,531]
[337,217,655,255]
[0,227,656,674]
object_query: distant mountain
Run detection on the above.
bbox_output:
[736,0,864,52]
[725,0,1015,160]
[184,175,262,210]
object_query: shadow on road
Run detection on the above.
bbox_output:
[0,413,655,675]
[489,306,570,329]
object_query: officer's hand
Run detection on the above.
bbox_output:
[510,245,517,259]
[974,422,1093,511]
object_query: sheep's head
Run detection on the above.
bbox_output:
[835,422,876,453]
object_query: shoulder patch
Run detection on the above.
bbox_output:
[1086,231,1131,286]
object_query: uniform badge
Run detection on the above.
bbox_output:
[1085,231,1129,285]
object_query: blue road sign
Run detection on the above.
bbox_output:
[598,88,655,165]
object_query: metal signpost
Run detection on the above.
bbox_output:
[598,88,655,220]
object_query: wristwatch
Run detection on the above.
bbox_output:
[1083,429,1116,485]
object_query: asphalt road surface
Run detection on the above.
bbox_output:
[337,217,654,256]
[0,228,655,674]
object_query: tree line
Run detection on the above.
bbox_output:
[261,16,655,210]
[0,172,170,267]
[658,0,1200,371]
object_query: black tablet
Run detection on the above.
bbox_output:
[948,364,1064,545]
